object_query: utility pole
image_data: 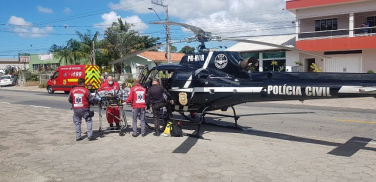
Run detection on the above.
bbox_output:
[151,0,171,64]
[92,41,96,65]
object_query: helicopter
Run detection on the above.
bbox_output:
[118,22,376,137]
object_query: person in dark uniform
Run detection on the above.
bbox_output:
[146,79,171,136]
[238,57,259,72]
[68,78,96,141]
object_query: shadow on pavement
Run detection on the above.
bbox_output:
[173,113,376,157]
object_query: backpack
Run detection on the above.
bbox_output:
[170,121,183,137]
[159,107,168,119]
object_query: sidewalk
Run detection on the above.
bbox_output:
[0,85,46,92]
[0,103,375,182]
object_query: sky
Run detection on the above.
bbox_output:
[0,0,295,58]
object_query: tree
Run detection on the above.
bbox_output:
[67,39,87,64]
[271,60,278,71]
[75,30,100,64]
[170,45,177,53]
[310,63,322,72]
[50,44,73,65]
[104,18,159,60]
[179,46,195,54]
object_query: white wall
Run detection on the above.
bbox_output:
[286,51,299,72]
[361,49,376,72]
[298,52,324,72]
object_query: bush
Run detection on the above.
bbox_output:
[123,78,134,88]
[125,78,134,84]
[367,70,374,73]
[39,83,47,88]
[28,74,39,81]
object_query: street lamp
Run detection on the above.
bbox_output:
[148,1,170,64]
[148,7,166,30]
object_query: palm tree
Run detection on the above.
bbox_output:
[67,39,87,64]
[50,44,73,65]
[75,30,100,65]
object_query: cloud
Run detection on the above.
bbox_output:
[94,11,148,32]
[64,7,72,14]
[110,0,295,38]
[7,16,53,38]
[7,16,32,26]
[37,5,53,13]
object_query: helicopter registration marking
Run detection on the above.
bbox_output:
[187,55,205,62]
[267,85,332,96]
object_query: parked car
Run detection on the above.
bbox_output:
[0,69,4,74]
[0,75,14,87]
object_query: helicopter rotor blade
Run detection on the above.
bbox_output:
[223,38,330,58]
[109,40,187,65]
[150,21,207,36]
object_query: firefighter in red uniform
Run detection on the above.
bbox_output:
[68,78,96,141]
[97,75,121,129]
[126,78,147,137]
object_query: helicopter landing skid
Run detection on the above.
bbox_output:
[202,106,240,129]
[180,106,241,138]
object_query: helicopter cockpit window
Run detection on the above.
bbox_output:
[170,71,193,88]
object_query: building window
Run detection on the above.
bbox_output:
[367,16,375,27]
[263,60,286,72]
[32,63,60,72]
[262,51,286,72]
[240,52,259,59]
[315,18,338,31]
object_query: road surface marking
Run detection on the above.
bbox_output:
[0,102,11,104]
[333,119,376,124]
[29,105,51,109]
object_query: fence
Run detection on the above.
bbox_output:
[40,74,53,85]
[19,74,26,86]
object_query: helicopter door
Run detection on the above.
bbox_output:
[138,65,149,85]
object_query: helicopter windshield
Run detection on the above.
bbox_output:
[138,65,149,84]
[142,69,173,89]
[230,52,244,62]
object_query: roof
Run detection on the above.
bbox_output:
[225,34,296,52]
[137,51,185,62]
[0,58,19,63]
[286,0,360,10]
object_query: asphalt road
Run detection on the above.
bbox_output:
[1,89,375,143]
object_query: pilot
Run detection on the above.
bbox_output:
[239,57,259,72]
[146,78,172,136]
[97,76,121,129]
[68,78,96,141]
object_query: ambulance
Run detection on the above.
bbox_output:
[46,65,101,94]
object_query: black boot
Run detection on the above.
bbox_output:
[109,123,114,130]
[116,123,120,130]
[154,129,160,136]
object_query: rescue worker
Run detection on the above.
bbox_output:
[146,78,172,136]
[68,78,96,141]
[97,76,121,129]
[126,78,147,137]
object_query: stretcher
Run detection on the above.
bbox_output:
[96,90,128,137]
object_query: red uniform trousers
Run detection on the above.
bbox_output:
[106,106,120,123]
